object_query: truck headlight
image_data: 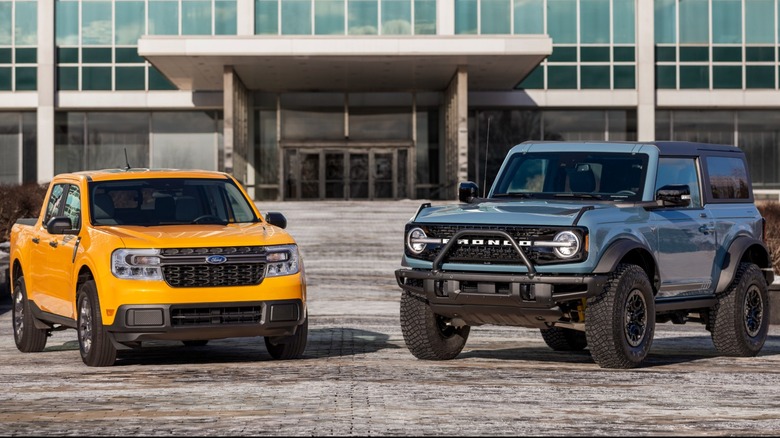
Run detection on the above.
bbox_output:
[406,227,427,254]
[112,249,162,280]
[553,231,580,259]
[265,244,300,277]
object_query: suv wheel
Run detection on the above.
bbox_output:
[586,264,655,369]
[540,327,588,351]
[400,291,470,360]
[12,276,48,352]
[710,262,769,357]
[265,316,308,360]
[77,280,117,367]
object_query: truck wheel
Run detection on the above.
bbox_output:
[540,327,588,351]
[77,280,117,367]
[265,316,308,360]
[400,291,470,360]
[12,276,48,353]
[586,264,655,369]
[710,262,769,357]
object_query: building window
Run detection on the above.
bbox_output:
[0,112,35,184]
[0,0,37,92]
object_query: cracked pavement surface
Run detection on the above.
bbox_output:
[1,200,779,436]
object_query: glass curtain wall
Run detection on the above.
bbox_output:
[0,0,37,91]
[0,112,36,183]
[468,109,637,191]
[55,0,237,91]
[54,111,222,175]
[255,0,436,35]
[655,0,779,89]
[656,110,780,189]
[454,0,636,91]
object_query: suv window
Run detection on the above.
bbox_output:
[63,185,81,230]
[707,156,750,200]
[655,157,702,208]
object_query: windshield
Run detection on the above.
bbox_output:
[89,178,258,226]
[492,151,648,201]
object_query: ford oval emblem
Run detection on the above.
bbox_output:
[206,255,227,264]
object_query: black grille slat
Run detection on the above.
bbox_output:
[160,246,266,288]
[170,306,262,326]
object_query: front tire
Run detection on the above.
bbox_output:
[77,280,117,367]
[540,327,588,351]
[710,262,769,357]
[586,264,655,369]
[400,291,470,360]
[265,316,308,360]
[12,276,48,353]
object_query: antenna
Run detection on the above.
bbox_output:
[124,148,131,171]
[482,116,492,198]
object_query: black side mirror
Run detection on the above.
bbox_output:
[656,184,691,207]
[459,181,479,203]
[46,216,77,235]
[265,212,287,229]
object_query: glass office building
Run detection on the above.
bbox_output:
[2,0,780,199]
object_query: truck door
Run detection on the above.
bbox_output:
[650,157,717,297]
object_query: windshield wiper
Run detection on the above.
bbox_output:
[492,192,536,199]
[554,193,603,199]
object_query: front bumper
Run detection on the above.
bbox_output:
[106,299,305,344]
[395,268,608,328]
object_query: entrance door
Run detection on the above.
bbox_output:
[284,146,410,200]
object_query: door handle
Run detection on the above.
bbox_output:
[49,240,58,248]
[31,237,39,244]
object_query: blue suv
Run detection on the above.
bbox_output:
[396,141,774,368]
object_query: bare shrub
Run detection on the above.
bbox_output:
[758,202,780,275]
[0,183,48,242]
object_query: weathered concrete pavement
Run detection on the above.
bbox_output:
[1,200,780,436]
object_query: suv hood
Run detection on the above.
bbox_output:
[95,222,294,248]
[415,200,610,226]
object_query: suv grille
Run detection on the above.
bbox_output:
[160,246,266,288]
[170,305,262,326]
[412,224,585,265]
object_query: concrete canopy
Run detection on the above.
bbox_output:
[137,36,552,92]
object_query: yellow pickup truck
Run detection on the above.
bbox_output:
[9,169,307,366]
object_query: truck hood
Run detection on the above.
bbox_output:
[96,222,295,248]
[414,200,610,226]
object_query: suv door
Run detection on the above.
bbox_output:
[651,157,717,297]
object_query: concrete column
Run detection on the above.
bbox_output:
[37,1,55,183]
[438,0,455,35]
[237,0,255,35]
[636,0,655,141]
[223,66,250,184]
[443,66,468,199]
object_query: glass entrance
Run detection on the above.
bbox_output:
[284,146,410,200]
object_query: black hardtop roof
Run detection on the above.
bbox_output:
[520,140,743,156]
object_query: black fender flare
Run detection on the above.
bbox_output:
[715,236,773,293]
[593,239,658,287]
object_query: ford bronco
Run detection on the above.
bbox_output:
[10,169,307,366]
[396,141,773,368]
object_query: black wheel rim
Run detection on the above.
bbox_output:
[13,290,24,341]
[743,285,764,338]
[78,296,93,355]
[435,315,457,338]
[624,289,648,347]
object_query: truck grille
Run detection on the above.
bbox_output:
[170,305,263,326]
[411,224,583,265]
[160,246,266,288]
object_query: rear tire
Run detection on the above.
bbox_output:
[77,280,117,367]
[400,291,470,360]
[265,316,308,360]
[710,262,769,357]
[12,276,48,353]
[540,327,588,351]
[586,264,655,369]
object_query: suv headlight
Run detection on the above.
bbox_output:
[552,231,581,259]
[406,227,427,254]
[265,244,300,277]
[112,249,162,280]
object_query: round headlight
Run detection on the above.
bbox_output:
[406,227,427,254]
[553,231,580,258]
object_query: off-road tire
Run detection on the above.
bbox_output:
[540,327,588,351]
[400,291,470,360]
[265,316,308,360]
[710,262,769,357]
[586,264,655,369]
[12,276,48,352]
[77,280,117,367]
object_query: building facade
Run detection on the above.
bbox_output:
[1,0,780,200]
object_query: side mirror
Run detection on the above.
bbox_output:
[655,184,691,207]
[459,181,479,203]
[265,212,287,229]
[46,216,77,235]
